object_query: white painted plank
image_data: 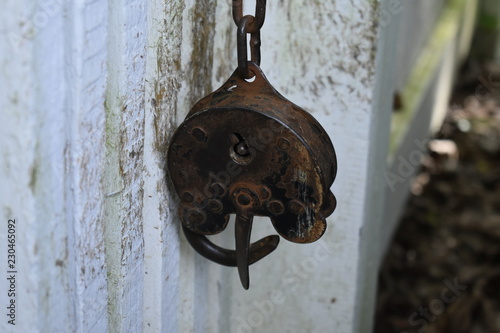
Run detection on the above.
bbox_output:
[383,0,478,263]
[206,1,398,332]
[395,0,447,88]
[0,1,38,331]
[355,2,401,331]
[33,0,75,331]
[104,0,148,332]
[65,0,109,331]
[143,0,184,332]
[1,0,110,332]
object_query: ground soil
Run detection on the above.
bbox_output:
[375,63,500,333]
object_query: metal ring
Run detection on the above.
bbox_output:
[233,0,267,33]
[250,30,261,67]
[237,16,261,79]
[182,225,280,267]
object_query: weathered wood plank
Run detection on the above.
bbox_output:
[0,1,38,331]
[207,1,398,332]
[65,0,110,331]
[103,0,148,332]
[1,0,110,332]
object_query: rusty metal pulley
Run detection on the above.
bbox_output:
[167,0,337,289]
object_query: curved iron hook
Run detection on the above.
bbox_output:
[182,224,279,288]
[234,210,253,289]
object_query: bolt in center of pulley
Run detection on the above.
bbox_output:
[234,134,250,157]
[231,133,253,165]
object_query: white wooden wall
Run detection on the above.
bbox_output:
[0,0,475,332]
[1,0,109,331]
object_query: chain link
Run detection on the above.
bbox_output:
[233,0,267,79]
[232,0,267,33]
[237,16,261,79]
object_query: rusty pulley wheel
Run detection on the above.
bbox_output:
[167,63,337,289]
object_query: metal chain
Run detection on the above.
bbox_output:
[232,0,267,33]
[233,0,267,79]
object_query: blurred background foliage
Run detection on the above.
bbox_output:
[375,1,500,332]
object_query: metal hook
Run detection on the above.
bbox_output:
[234,209,254,289]
[182,225,279,289]
[182,184,280,289]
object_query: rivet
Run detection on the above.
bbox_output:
[269,200,284,215]
[210,183,226,197]
[289,200,305,214]
[235,142,250,156]
[181,191,194,203]
[237,193,251,206]
[259,186,271,200]
[187,209,205,225]
[208,199,223,212]
[277,137,291,150]
[192,127,207,142]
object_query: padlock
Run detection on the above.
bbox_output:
[167,62,337,289]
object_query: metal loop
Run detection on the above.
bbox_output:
[232,0,267,33]
[182,225,280,268]
[250,30,261,66]
[237,16,261,79]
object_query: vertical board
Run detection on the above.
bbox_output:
[0,1,38,332]
[0,0,110,332]
[206,1,398,332]
[383,0,478,263]
[66,1,110,330]
[104,0,147,331]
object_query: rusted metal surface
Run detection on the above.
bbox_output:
[167,63,337,289]
[234,0,265,79]
[167,0,336,289]
[237,16,261,79]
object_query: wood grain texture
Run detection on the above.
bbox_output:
[1,0,110,332]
